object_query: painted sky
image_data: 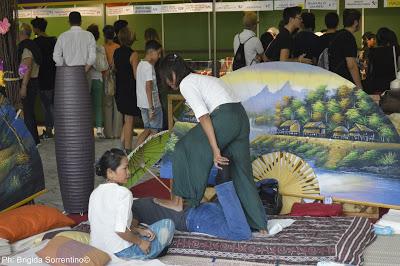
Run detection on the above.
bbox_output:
[222,62,355,102]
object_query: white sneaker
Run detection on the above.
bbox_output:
[96,127,105,138]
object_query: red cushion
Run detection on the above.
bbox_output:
[0,205,75,243]
[290,203,343,217]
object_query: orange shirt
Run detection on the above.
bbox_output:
[104,41,120,65]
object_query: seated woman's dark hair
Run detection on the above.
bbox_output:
[95,149,126,178]
[159,53,193,88]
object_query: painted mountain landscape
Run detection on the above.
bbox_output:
[163,62,400,207]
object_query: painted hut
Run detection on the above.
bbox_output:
[278,120,301,135]
[333,126,349,140]
[349,123,375,141]
[303,122,326,137]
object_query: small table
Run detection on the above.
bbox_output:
[167,94,185,130]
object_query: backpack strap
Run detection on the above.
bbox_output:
[242,35,256,45]
[237,33,256,45]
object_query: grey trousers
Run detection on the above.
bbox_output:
[103,94,123,138]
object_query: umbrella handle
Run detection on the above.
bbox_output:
[144,167,171,192]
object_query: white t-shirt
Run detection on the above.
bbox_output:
[233,29,264,66]
[89,183,133,254]
[136,60,161,109]
[179,73,238,120]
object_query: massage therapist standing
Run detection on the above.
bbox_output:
[154,53,267,232]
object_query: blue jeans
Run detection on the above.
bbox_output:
[115,219,175,260]
[139,107,163,131]
[186,181,252,241]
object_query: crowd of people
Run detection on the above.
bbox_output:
[234,8,400,93]
[18,12,167,152]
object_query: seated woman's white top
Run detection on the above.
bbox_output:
[180,73,238,120]
[89,183,133,254]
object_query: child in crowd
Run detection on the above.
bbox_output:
[88,149,175,260]
[135,40,163,147]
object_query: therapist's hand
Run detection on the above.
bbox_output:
[213,149,229,170]
[138,239,151,254]
[137,227,155,241]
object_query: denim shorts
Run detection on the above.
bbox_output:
[140,107,163,131]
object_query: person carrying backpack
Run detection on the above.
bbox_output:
[233,12,264,70]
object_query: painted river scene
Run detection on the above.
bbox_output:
[162,62,400,207]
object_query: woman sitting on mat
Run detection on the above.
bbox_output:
[155,53,267,233]
[89,149,175,259]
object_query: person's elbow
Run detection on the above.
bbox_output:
[346,57,358,71]
[198,113,210,123]
[53,54,62,66]
[88,54,96,67]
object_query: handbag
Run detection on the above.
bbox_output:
[257,178,283,215]
[380,89,400,114]
[104,67,116,96]
[94,45,109,72]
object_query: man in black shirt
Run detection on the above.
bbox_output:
[317,12,339,57]
[328,9,363,89]
[31,17,57,139]
[265,6,312,64]
[292,12,319,64]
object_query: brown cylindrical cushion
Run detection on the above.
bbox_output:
[54,66,94,213]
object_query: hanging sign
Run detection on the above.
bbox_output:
[18,9,33,18]
[18,7,103,18]
[216,1,273,12]
[106,1,276,15]
[18,0,86,3]
[161,3,212,14]
[345,0,378,8]
[73,7,102,17]
[133,5,162,14]
[384,0,400,7]
[305,0,337,10]
[106,6,134,16]
[274,0,305,10]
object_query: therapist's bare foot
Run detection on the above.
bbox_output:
[153,197,183,212]
[259,229,268,235]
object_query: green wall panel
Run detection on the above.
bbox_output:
[215,11,242,59]
[19,9,105,44]
[259,10,282,33]
[365,6,400,44]
[119,13,162,56]
[164,12,209,60]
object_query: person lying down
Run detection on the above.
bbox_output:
[132,168,264,241]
